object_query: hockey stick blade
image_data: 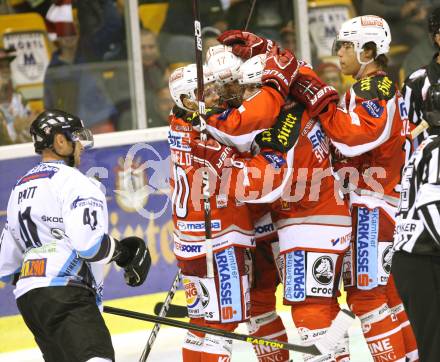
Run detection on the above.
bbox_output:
[104,306,320,355]
[154,302,187,318]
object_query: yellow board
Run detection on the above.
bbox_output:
[139,3,169,34]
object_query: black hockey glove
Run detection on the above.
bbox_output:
[254,105,302,153]
[113,237,151,287]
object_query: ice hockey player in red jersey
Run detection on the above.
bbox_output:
[167,51,298,362]
[195,44,353,361]
[287,15,419,362]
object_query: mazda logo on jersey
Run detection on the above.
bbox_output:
[382,245,392,274]
[312,256,334,285]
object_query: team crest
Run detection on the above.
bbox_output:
[382,245,393,274]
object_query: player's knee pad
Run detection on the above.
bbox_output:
[357,304,406,361]
[202,334,233,359]
[282,249,344,305]
[246,311,289,362]
[183,318,205,361]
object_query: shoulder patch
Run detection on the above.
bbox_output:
[262,152,286,169]
[361,99,384,118]
[353,75,396,101]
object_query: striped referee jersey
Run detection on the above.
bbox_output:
[394,134,440,255]
[402,55,440,145]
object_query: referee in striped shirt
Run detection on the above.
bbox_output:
[393,83,440,362]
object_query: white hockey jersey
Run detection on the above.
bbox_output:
[0,161,115,306]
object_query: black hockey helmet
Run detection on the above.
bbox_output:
[425,84,440,128]
[30,109,93,154]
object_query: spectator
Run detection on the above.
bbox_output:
[76,0,125,62]
[140,27,168,127]
[0,46,35,146]
[159,0,226,64]
[361,0,430,47]
[44,0,117,134]
[148,83,174,127]
[226,0,293,42]
[315,62,345,96]
[280,26,296,52]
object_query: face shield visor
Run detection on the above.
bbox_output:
[331,40,355,56]
[70,128,94,150]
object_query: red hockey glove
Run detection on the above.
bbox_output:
[190,137,239,178]
[217,30,274,59]
[290,72,339,117]
[262,47,299,99]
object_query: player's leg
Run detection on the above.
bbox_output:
[386,274,419,361]
[283,247,348,362]
[345,206,406,362]
[248,238,289,362]
[180,246,250,362]
[18,286,115,362]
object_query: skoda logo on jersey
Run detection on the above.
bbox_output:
[312,256,334,285]
[382,245,393,274]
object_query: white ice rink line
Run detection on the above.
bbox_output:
[0,311,372,362]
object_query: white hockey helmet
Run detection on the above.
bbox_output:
[206,44,243,84]
[333,15,391,63]
[168,64,215,111]
[238,54,266,85]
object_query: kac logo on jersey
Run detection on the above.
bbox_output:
[284,250,306,302]
[312,256,334,285]
[356,208,379,290]
[361,100,384,118]
[215,247,242,322]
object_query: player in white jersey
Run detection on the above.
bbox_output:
[0,109,151,362]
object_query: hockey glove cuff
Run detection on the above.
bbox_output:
[217,30,275,59]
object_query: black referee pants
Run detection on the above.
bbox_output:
[392,251,440,362]
[16,286,114,362]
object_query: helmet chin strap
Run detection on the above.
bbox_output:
[355,51,374,80]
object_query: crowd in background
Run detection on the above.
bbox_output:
[0,0,439,146]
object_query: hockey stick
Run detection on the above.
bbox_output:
[244,0,257,31]
[105,306,355,355]
[139,270,182,361]
[411,119,429,139]
[192,0,214,278]
[154,302,187,318]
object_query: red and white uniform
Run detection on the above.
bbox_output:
[169,109,254,362]
[205,86,352,361]
[319,72,418,362]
